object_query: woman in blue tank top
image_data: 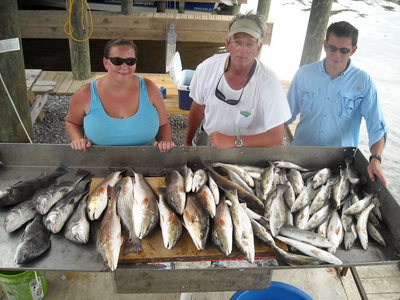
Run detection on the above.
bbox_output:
[65,38,175,152]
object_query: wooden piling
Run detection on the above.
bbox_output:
[67,0,92,80]
[299,0,333,67]
[257,0,271,20]
[121,0,133,15]
[0,0,33,143]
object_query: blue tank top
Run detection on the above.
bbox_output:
[83,77,159,146]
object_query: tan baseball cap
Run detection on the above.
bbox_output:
[228,19,263,40]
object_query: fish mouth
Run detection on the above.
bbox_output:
[0,188,11,199]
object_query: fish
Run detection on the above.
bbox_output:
[116,177,142,254]
[165,170,186,215]
[14,215,51,264]
[263,189,276,219]
[87,170,122,221]
[226,168,254,194]
[341,196,355,232]
[345,157,361,185]
[225,189,255,263]
[343,193,375,215]
[331,169,350,209]
[43,177,91,234]
[4,198,37,233]
[192,169,208,192]
[312,168,332,189]
[211,197,233,256]
[0,165,68,208]
[309,184,330,215]
[183,164,194,193]
[269,184,289,236]
[158,187,183,249]
[213,162,254,188]
[196,184,216,218]
[283,181,296,210]
[279,226,334,248]
[182,193,210,250]
[294,205,310,230]
[64,195,90,244]
[208,174,220,205]
[133,172,160,239]
[276,235,342,265]
[202,161,264,211]
[343,223,358,250]
[238,165,264,181]
[291,178,313,213]
[273,161,310,172]
[35,168,91,215]
[356,202,377,250]
[96,185,123,271]
[287,169,304,195]
[250,219,321,266]
[367,222,386,247]
[327,210,344,254]
[317,217,330,238]
[305,204,331,231]
[260,161,275,200]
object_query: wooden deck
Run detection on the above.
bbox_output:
[35,70,291,117]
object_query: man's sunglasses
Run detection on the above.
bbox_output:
[214,73,245,105]
[327,45,351,54]
[214,59,257,106]
[108,57,137,66]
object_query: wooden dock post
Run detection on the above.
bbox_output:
[67,0,92,80]
[257,0,271,20]
[0,0,33,143]
[299,0,333,67]
[121,0,133,15]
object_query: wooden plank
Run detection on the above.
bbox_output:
[57,72,75,95]
[41,71,57,81]
[53,72,69,93]
[90,177,284,264]
[361,277,400,294]
[25,69,42,90]
[67,78,86,94]
[18,10,272,44]
[356,264,400,278]
[30,94,48,125]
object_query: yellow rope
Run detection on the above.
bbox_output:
[64,0,94,42]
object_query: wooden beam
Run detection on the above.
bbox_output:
[18,10,273,44]
[0,1,33,142]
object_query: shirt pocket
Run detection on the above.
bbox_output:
[236,109,254,130]
[339,91,363,120]
[299,89,318,114]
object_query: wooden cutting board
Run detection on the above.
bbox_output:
[90,177,286,264]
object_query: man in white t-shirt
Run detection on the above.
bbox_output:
[184,13,291,149]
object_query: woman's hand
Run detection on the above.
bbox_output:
[154,140,175,152]
[367,159,387,186]
[70,138,91,152]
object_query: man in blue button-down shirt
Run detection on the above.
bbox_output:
[286,21,387,185]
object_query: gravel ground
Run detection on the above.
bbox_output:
[33,95,290,146]
[33,95,188,145]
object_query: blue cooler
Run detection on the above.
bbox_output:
[230,281,314,300]
[169,52,195,110]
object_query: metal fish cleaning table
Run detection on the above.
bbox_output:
[0,144,399,293]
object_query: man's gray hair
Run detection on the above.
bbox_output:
[229,12,267,41]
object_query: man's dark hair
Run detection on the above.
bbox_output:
[326,21,358,47]
[103,38,137,58]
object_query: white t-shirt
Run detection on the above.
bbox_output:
[189,53,291,136]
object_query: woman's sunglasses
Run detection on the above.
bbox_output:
[327,45,351,54]
[108,57,137,66]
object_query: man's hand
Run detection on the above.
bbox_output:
[154,140,175,152]
[209,132,235,149]
[70,138,91,152]
[367,159,387,186]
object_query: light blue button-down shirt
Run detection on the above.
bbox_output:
[287,59,387,148]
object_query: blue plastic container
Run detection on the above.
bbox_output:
[230,281,313,300]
